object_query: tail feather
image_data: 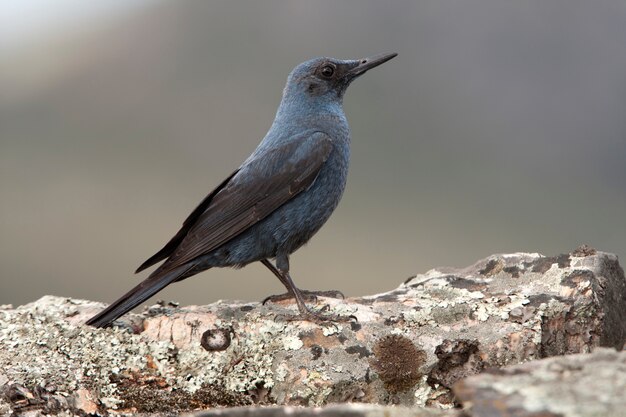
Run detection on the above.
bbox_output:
[86,264,193,328]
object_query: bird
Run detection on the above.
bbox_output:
[86,53,397,328]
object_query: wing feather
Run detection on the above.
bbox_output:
[152,131,333,274]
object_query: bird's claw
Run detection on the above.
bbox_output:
[262,289,345,306]
[274,305,357,324]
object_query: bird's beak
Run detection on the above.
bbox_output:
[346,52,398,78]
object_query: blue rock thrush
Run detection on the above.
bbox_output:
[86,53,397,328]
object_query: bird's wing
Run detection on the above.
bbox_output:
[148,131,334,275]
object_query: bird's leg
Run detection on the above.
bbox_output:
[260,259,344,305]
[261,257,352,323]
[261,258,313,316]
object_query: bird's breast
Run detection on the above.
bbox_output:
[268,137,350,254]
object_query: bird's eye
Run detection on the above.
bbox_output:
[320,65,335,78]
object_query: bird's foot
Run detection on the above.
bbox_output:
[262,289,344,305]
[276,304,357,324]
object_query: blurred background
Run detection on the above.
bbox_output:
[2,1,625,308]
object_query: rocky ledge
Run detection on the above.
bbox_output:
[1,247,625,416]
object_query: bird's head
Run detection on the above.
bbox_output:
[281,53,397,108]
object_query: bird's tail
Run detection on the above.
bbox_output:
[85,264,194,328]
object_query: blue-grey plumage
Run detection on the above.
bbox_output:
[87,53,397,328]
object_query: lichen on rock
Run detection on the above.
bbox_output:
[1,248,625,416]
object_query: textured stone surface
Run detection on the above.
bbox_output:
[0,248,625,416]
[454,348,626,417]
[190,404,460,417]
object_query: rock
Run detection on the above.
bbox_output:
[190,404,460,417]
[453,347,626,417]
[0,248,625,416]
[72,388,99,414]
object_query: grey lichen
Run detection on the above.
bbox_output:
[0,297,172,406]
